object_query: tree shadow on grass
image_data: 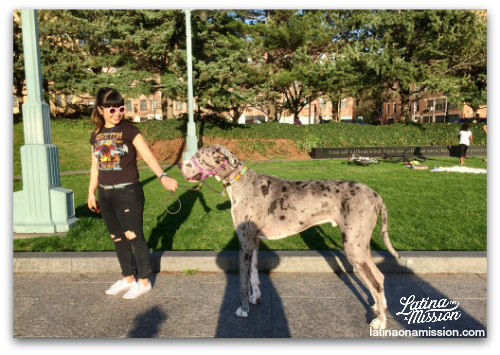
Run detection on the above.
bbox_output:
[148,189,210,251]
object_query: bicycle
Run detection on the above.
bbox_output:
[381,153,427,164]
[347,154,379,166]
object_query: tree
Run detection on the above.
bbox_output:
[13,10,24,115]
[364,10,487,121]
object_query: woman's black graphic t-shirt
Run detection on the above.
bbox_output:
[90,120,141,185]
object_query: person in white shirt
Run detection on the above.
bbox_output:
[458,123,473,166]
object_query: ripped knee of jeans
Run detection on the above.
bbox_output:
[124,231,137,240]
[110,234,122,242]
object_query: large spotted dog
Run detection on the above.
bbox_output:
[178,144,404,330]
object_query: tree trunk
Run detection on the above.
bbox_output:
[161,96,174,119]
[400,94,411,121]
[15,85,24,116]
[268,98,276,121]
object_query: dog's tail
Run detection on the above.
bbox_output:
[380,201,408,262]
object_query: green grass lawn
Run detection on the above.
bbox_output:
[13,157,487,252]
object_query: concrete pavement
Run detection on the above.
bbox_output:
[13,271,487,338]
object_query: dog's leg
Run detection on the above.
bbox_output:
[235,222,257,318]
[343,229,387,330]
[249,237,261,305]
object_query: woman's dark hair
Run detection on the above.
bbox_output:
[460,123,470,131]
[91,87,125,133]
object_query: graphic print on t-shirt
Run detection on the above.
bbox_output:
[93,131,129,170]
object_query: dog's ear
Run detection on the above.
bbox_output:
[212,144,240,167]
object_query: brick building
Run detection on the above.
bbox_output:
[382,90,487,124]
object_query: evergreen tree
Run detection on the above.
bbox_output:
[13,10,24,115]
[364,10,487,121]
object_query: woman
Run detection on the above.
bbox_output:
[88,87,178,299]
[458,123,473,166]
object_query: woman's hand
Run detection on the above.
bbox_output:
[88,193,98,212]
[161,176,178,192]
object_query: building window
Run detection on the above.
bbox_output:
[427,100,434,109]
[151,100,157,110]
[176,101,183,110]
[126,100,132,111]
[329,101,333,108]
[449,103,458,109]
[55,94,62,107]
[341,98,347,108]
[386,104,389,114]
[304,98,309,108]
[435,115,445,123]
[65,95,72,105]
[319,98,325,109]
[140,100,147,111]
[14,95,18,108]
[414,101,419,112]
[435,99,446,110]
[393,103,397,114]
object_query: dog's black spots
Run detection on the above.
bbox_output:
[357,243,361,247]
[244,215,250,222]
[282,186,287,193]
[301,184,307,189]
[295,181,302,185]
[322,202,329,208]
[341,232,347,244]
[299,221,304,225]
[356,186,360,190]
[360,262,382,293]
[268,200,278,215]
[301,210,305,213]
[382,216,387,225]
[323,194,327,197]
[335,189,340,193]
[279,197,287,211]
[186,163,192,168]
[319,184,331,192]
[261,184,269,197]
[350,190,356,196]
[279,216,286,221]
[373,192,379,198]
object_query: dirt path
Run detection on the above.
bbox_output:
[147,138,311,163]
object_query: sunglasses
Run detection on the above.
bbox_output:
[101,106,126,115]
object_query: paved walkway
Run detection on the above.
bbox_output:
[14,272,486,338]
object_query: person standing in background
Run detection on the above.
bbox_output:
[458,123,473,166]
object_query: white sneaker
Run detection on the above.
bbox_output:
[105,278,136,295]
[122,280,152,299]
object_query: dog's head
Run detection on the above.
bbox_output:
[178,145,241,182]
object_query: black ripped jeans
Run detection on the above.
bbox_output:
[98,182,151,280]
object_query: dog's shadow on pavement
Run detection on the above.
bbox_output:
[214,224,292,337]
[299,228,486,337]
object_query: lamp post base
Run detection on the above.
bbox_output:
[13,144,78,233]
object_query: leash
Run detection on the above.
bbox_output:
[164,181,225,215]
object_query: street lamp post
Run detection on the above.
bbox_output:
[13,10,77,233]
[182,9,216,161]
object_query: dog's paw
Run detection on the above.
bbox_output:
[371,304,379,313]
[236,307,248,317]
[370,318,386,330]
[249,293,261,305]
